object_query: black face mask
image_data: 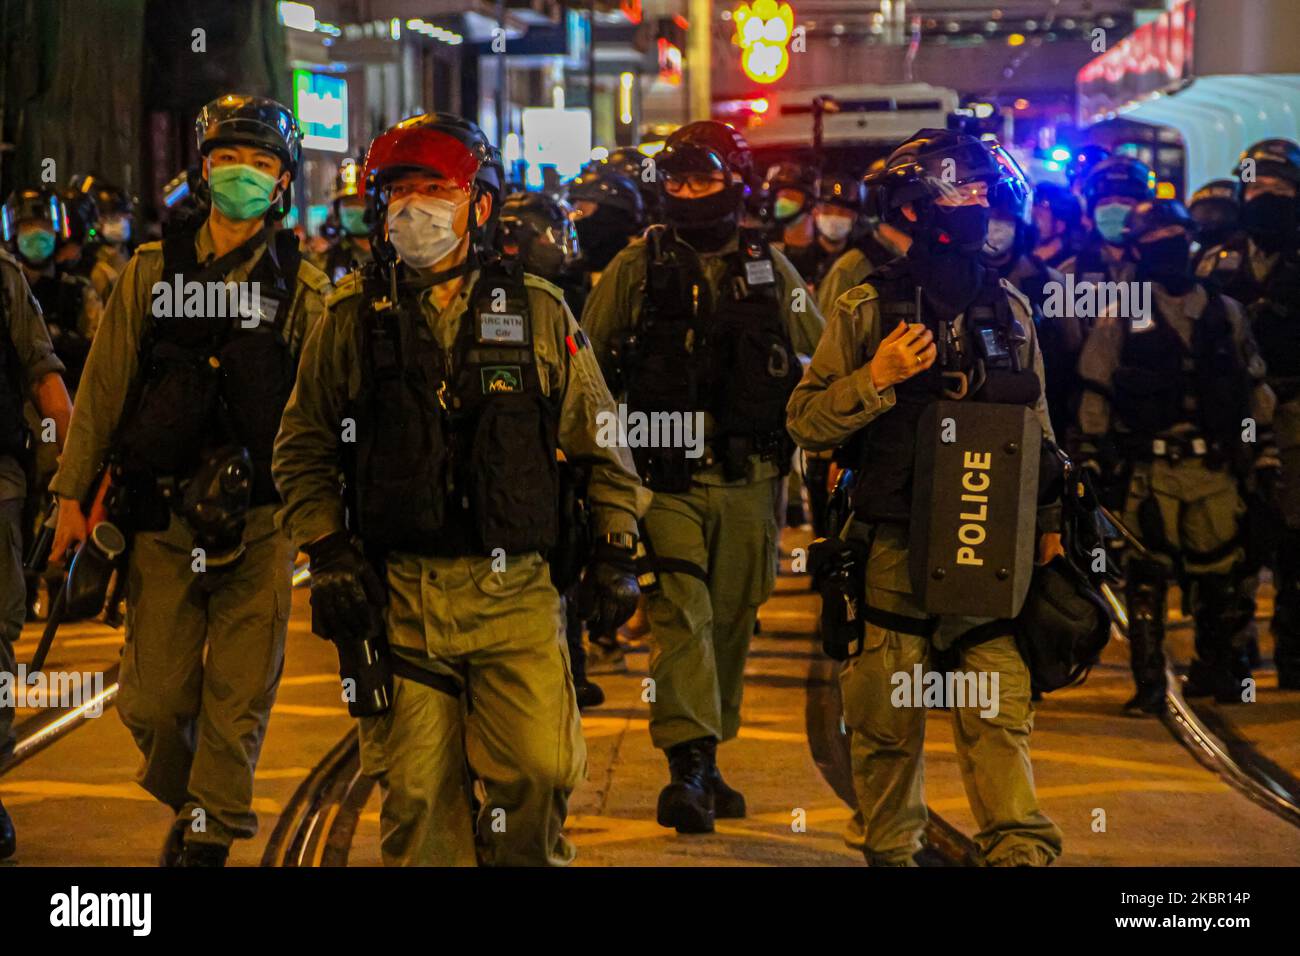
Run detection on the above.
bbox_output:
[575,204,635,271]
[1136,235,1193,294]
[908,203,989,318]
[663,184,741,251]
[1241,192,1298,252]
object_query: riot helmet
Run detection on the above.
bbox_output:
[656,120,753,245]
[1081,156,1157,245]
[1187,179,1240,248]
[196,94,303,220]
[1234,138,1300,251]
[2,188,70,267]
[498,191,581,280]
[762,161,818,226]
[566,168,644,272]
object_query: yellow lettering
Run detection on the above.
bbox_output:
[963,451,992,470]
[962,471,990,493]
[957,547,983,566]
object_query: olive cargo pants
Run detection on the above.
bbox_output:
[357,551,585,866]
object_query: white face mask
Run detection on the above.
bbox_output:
[984,218,1018,257]
[386,194,464,268]
[100,216,131,245]
[814,212,853,242]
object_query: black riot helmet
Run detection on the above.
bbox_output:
[661,120,755,187]
[1066,144,1111,189]
[864,128,1015,225]
[1033,181,1082,233]
[762,161,818,225]
[1,187,70,246]
[196,94,303,219]
[1188,179,1240,242]
[817,170,865,212]
[656,121,753,239]
[1235,138,1300,194]
[498,191,581,280]
[566,168,645,222]
[1123,198,1197,245]
[1080,156,1157,215]
[601,146,659,218]
[58,186,99,246]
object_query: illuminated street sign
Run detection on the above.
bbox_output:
[292,70,348,152]
[734,0,794,84]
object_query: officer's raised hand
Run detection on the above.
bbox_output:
[869,321,936,390]
[303,532,386,643]
[572,539,641,634]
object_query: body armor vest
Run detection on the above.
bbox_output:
[32,272,90,390]
[346,262,559,558]
[1246,246,1300,394]
[620,225,801,490]
[117,229,301,517]
[1110,286,1248,452]
[843,260,1042,524]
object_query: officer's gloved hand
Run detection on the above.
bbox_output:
[572,542,640,634]
[303,532,386,643]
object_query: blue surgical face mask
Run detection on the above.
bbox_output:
[100,215,131,245]
[209,163,280,221]
[340,205,368,237]
[17,229,56,265]
[1094,201,1132,245]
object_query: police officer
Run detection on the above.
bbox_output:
[1188,179,1242,254]
[48,94,332,866]
[763,160,821,282]
[68,173,136,302]
[56,187,100,276]
[802,170,863,288]
[0,251,73,860]
[1030,181,1083,269]
[582,120,824,834]
[321,158,374,284]
[567,167,646,285]
[1078,199,1274,712]
[1061,156,1157,294]
[273,113,648,866]
[1,189,102,391]
[1197,139,1300,688]
[787,129,1063,866]
[496,189,605,707]
[983,174,1078,442]
[815,158,911,318]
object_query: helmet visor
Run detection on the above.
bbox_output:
[364,125,481,192]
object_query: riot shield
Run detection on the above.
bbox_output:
[908,400,1041,619]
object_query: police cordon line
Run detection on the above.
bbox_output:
[1,88,1298,870]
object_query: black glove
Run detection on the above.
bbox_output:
[304,532,386,643]
[571,541,641,634]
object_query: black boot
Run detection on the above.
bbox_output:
[1123,560,1168,716]
[178,841,229,867]
[1186,573,1252,704]
[159,816,188,867]
[700,738,746,819]
[0,797,15,861]
[574,679,605,710]
[656,738,715,834]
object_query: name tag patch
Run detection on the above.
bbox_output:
[478,311,526,344]
[744,259,775,286]
[481,365,523,394]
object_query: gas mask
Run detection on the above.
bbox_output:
[180,445,253,581]
[386,194,465,269]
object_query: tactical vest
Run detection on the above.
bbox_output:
[843,261,1042,524]
[1249,247,1300,391]
[117,229,301,517]
[0,276,29,459]
[32,272,91,389]
[621,225,801,490]
[1110,286,1248,451]
[345,262,559,558]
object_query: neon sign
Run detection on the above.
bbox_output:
[733,0,794,85]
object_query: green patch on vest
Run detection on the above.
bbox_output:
[481,365,523,394]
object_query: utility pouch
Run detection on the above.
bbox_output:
[809,520,872,661]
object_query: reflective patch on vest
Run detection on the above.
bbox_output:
[744,259,775,286]
[478,311,526,344]
[481,365,523,393]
